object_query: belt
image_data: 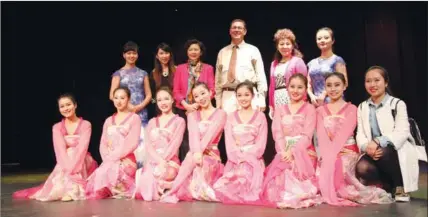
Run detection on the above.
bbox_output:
[223,87,235,91]
[275,86,287,90]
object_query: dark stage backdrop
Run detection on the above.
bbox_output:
[2,2,427,171]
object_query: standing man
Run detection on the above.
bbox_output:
[215,19,268,113]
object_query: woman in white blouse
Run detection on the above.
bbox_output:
[355,66,422,202]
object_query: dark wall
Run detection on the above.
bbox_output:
[2,2,426,170]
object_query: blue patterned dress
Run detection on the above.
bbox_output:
[307,54,346,103]
[112,67,149,168]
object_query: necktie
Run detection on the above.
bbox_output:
[227,45,238,83]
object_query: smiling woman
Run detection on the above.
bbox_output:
[172,39,215,161]
[86,87,141,200]
[268,28,308,119]
[109,41,152,169]
[12,93,98,202]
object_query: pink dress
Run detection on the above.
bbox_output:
[134,115,186,201]
[160,109,226,203]
[316,103,393,206]
[86,113,141,199]
[13,118,98,201]
[261,103,323,208]
[213,111,267,204]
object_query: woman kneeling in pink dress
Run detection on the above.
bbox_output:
[316,72,393,206]
[13,93,98,202]
[161,82,226,203]
[261,73,323,209]
[214,81,268,205]
[86,87,141,199]
[134,86,186,201]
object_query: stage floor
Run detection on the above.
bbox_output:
[0,182,426,217]
[2,162,427,217]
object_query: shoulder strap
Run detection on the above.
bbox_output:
[390,97,401,120]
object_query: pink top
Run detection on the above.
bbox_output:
[225,111,268,164]
[188,109,227,153]
[173,63,216,110]
[316,103,358,205]
[145,115,186,164]
[53,118,92,174]
[99,113,142,162]
[272,102,316,178]
[268,56,308,108]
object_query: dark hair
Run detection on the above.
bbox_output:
[58,93,77,105]
[230,19,247,29]
[316,27,335,41]
[155,86,175,115]
[288,73,308,89]
[192,81,210,92]
[365,65,393,95]
[235,80,255,96]
[153,43,176,88]
[155,86,174,100]
[325,72,346,85]
[113,86,131,98]
[123,41,139,53]
[184,39,206,61]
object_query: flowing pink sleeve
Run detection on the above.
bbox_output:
[199,110,227,152]
[292,105,316,152]
[294,58,308,76]
[318,105,358,206]
[109,115,141,161]
[291,106,316,179]
[173,66,186,104]
[99,118,110,162]
[52,123,71,172]
[272,107,286,153]
[224,115,242,164]
[70,121,92,174]
[206,65,216,99]
[187,112,201,153]
[245,113,268,159]
[331,105,357,150]
[316,108,332,158]
[162,118,186,161]
[145,119,164,164]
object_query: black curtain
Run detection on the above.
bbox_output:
[2,2,426,170]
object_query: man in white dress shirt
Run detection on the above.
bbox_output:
[215,19,268,113]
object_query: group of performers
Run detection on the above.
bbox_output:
[13,19,426,209]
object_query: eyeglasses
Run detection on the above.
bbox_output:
[230,26,245,30]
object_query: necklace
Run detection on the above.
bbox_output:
[162,71,169,77]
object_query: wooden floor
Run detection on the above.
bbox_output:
[1,162,427,217]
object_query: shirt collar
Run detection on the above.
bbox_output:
[368,93,390,107]
[230,40,245,48]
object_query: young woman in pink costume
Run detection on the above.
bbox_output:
[161,82,226,203]
[316,72,393,206]
[86,87,141,199]
[134,86,186,201]
[13,93,98,201]
[261,73,323,209]
[213,81,268,205]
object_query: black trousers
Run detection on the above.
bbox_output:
[355,145,404,193]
